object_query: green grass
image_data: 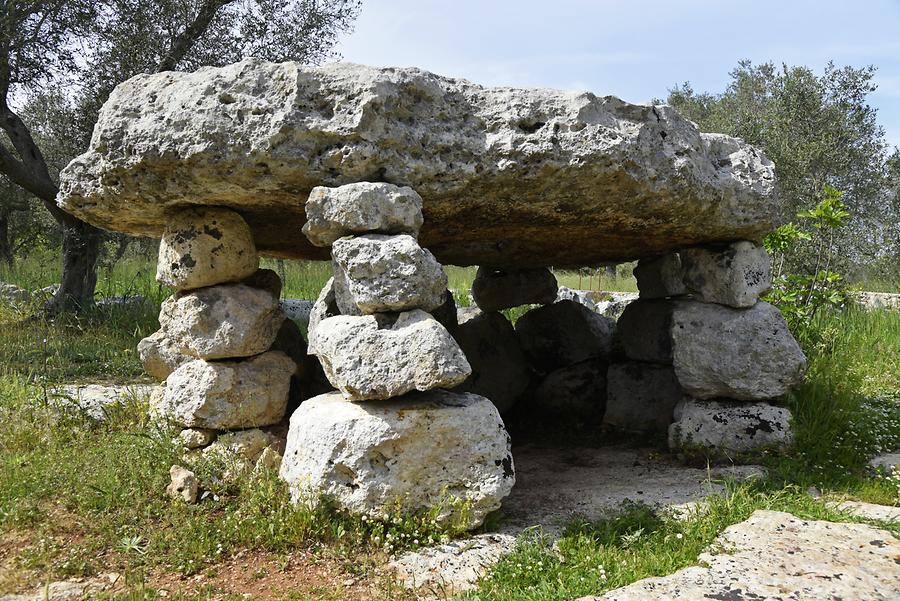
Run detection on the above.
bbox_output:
[1,252,898,599]
[461,483,898,601]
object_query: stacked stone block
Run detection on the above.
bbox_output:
[279,183,515,529]
[606,241,806,453]
[139,207,300,469]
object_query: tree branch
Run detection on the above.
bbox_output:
[157,0,233,72]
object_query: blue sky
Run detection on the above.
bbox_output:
[333,0,900,149]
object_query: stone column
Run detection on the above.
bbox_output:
[606,241,807,454]
[139,207,304,471]
[279,183,515,530]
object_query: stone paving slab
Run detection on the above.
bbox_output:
[578,509,900,601]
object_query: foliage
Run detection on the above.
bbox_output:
[666,61,893,276]
[0,0,361,310]
[764,185,853,335]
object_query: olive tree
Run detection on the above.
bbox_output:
[0,0,360,311]
[665,61,890,275]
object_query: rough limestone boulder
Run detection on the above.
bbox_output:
[604,362,685,433]
[57,60,777,268]
[311,310,471,401]
[616,300,806,399]
[138,330,191,381]
[156,207,258,290]
[331,234,448,315]
[158,284,284,360]
[532,360,607,419]
[306,277,338,356]
[451,312,530,413]
[680,241,771,308]
[633,254,685,299]
[515,300,615,374]
[242,268,283,298]
[471,267,558,312]
[670,301,806,400]
[279,390,514,529]
[668,399,793,453]
[302,182,424,247]
[157,351,294,429]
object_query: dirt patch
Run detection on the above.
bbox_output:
[146,549,415,601]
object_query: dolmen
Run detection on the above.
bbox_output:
[55,59,805,527]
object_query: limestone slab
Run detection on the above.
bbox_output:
[57,60,777,267]
[579,510,900,601]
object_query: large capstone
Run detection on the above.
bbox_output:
[331,234,448,315]
[471,267,558,312]
[57,60,777,268]
[310,310,471,401]
[302,182,424,247]
[680,241,771,308]
[515,300,615,374]
[451,311,531,414]
[158,284,285,360]
[157,351,295,429]
[156,207,258,290]
[669,399,793,453]
[279,390,514,529]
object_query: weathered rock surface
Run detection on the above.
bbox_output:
[617,300,806,399]
[605,362,684,433]
[515,300,615,373]
[138,330,191,380]
[471,267,558,312]
[451,311,530,413]
[201,428,281,476]
[155,207,258,290]
[0,281,31,304]
[633,254,685,299]
[556,286,597,311]
[306,277,338,356]
[241,268,282,298]
[615,300,676,363]
[502,445,765,536]
[669,301,806,400]
[869,452,900,473]
[680,240,771,307]
[311,310,471,400]
[279,390,514,529]
[302,182,424,247]
[578,510,900,601]
[594,291,639,320]
[52,383,156,420]
[389,533,517,596]
[57,60,777,268]
[269,318,307,375]
[159,284,284,360]
[668,399,793,453]
[166,465,199,503]
[855,291,900,311]
[279,298,314,325]
[177,428,216,449]
[532,360,607,418]
[158,351,294,429]
[331,234,447,315]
